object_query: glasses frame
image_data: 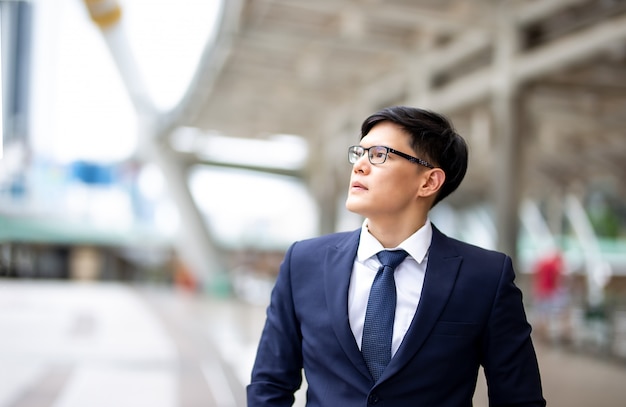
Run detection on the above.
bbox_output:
[348,145,435,169]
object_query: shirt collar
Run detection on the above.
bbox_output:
[357,218,432,264]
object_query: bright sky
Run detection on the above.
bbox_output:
[31,0,220,163]
[27,0,322,247]
[190,167,320,249]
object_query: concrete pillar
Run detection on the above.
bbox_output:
[307,109,353,236]
[491,4,523,264]
[407,32,437,108]
[144,136,225,288]
[82,1,226,287]
[69,246,102,281]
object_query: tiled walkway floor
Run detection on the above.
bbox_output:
[0,279,625,407]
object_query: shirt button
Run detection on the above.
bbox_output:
[368,394,380,404]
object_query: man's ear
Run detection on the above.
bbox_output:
[417,168,445,199]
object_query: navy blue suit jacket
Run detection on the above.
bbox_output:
[248,226,545,406]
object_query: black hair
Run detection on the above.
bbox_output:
[360,105,468,206]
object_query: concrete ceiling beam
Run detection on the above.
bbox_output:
[429,14,626,113]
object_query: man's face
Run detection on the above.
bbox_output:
[345,121,426,221]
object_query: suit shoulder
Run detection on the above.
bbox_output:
[437,230,509,264]
[284,230,358,261]
[291,230,358,249]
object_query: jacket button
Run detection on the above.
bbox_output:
[368,394,379,404]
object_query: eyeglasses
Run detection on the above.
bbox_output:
[348,145,434,168]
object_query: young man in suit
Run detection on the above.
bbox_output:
[247,106,545,406]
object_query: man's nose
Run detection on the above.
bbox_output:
[352,154,370,173]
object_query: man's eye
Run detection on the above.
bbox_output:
[372,150,386,159]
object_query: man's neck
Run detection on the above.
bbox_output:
[366,216,428,248]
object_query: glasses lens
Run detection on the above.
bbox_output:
[348,146,363,163]
[368,146,388,164]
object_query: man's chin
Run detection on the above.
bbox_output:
[345,199,365,216]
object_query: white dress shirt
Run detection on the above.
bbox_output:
[348,219,431,356]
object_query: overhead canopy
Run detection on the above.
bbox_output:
[167,0,626,209]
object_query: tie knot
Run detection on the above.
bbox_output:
[376,250,408,270]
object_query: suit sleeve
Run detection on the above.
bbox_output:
[247,243,303,406]
[482,255,547,407]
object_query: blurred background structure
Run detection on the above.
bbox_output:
[1,0,626,406]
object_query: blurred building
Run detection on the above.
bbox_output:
[1,0,626,359]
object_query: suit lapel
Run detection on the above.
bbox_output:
[382,226,462,380]
[324,229,372,381]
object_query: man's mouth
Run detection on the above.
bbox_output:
[351,181,367,190]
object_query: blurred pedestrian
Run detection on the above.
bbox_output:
[533,251,564,303]
[248,106,545,406]
[532,250,568,342]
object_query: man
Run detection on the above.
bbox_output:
[248,106,545,406]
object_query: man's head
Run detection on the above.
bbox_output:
[359,106,468,207]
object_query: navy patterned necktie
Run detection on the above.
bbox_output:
[361,249,409,382]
